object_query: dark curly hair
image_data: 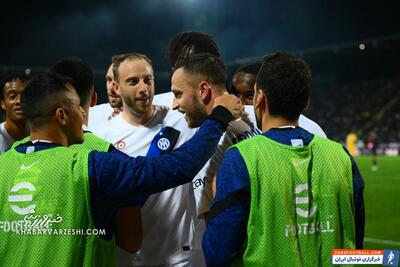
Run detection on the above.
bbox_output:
[167,31,220,69]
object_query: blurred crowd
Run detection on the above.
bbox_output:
[305,78,400,144]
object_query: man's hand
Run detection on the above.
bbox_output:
[214,93,243,120]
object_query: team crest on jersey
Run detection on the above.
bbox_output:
[157,138,170,151]
[116,140,126,150]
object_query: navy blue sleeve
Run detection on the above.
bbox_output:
[203,147,250,267]
[88,116,227,235]
[343,147,365,249]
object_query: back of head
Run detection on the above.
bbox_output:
[167,31,220,68]
[174,53,227,88]
[50,57,94,107]
[256,52,312,121]
[1,72,30,100]
[21,72,73,127]
[112,53,152,82]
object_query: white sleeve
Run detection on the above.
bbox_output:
[299,114,327,138]
[245,105,327,138]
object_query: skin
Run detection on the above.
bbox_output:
[29,83,85,147]
[1,78,29,140]
[171,68,211,128]
[232,72,257,106]
[106,64,123,111]
[253,85,299,132]
[115,58,155,126]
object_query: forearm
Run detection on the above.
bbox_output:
[90,107,232,206]
[128,107,232,194]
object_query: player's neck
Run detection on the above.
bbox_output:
[121,105,155,126]
[29,124,68,147]
[5,118,28,140]
[262,115,298,132]
[207,87,227,115]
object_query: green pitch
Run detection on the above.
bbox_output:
[355,156,400,250]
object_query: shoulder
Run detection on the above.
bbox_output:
[88,103,113,130]
[163,107,196,136]
[90,103,113,113]
[92,115,128,138]
[224,118,260,145]
[0,122,7,136]
[299,114,327,138]
[153,92,174,107]
[0,122,14,153]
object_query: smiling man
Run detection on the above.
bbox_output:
[0,72,29,154]
[94,53,209,267]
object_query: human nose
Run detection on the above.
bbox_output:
[12,94,21,105]
[172,98,179,110]
[137,80,149,94]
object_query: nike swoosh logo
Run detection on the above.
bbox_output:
[20,162,38,170]
[293,158,309,168]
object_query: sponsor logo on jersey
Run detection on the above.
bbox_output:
[285,183,334,237]
[193,176,207,189]
[8,182,36,215]
[157,138,170,151]
[20,162,38,170]
[294,183,317,217]
[232,128,262,144]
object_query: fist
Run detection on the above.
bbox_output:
[214,93,243,120]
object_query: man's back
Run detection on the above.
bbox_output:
[232,134,355,266]
[203,128,364,266]
[0,144,115,266]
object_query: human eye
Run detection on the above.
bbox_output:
[172,91,182,99]
[144,76,153,85]
[129,78,139,86]
[7,93,16,100]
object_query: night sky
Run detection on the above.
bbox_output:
[1,0,399,95]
